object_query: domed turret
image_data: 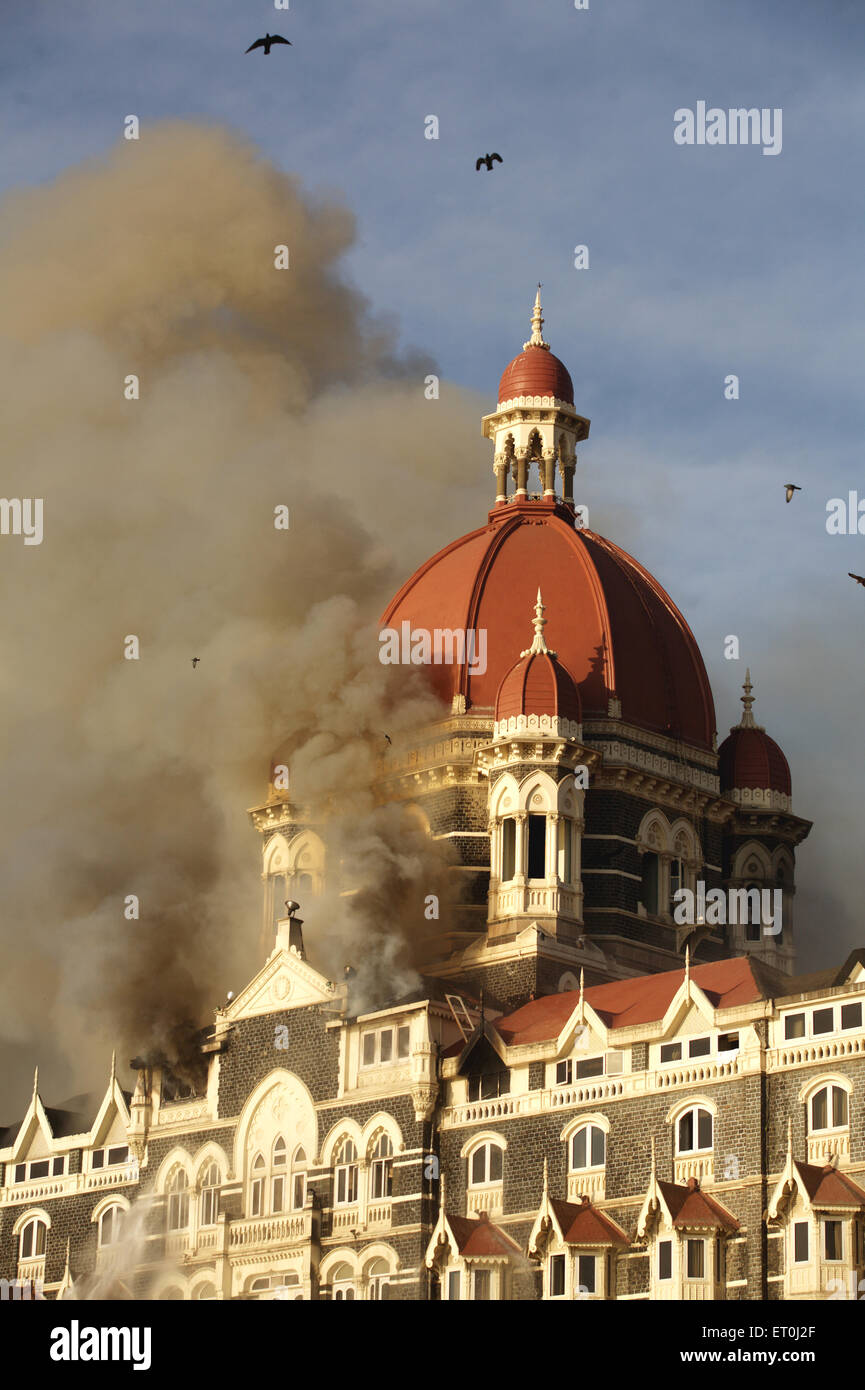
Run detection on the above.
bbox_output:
[494,590,582,737]
[719,670,791,808]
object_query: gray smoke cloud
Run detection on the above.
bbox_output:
[0,121,488,1118]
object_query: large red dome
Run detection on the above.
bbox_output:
[380,500,716,750]
[498,345,574,406]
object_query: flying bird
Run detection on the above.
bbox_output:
[476,153,502,172]
[245,34,292,54]
[849,573,865,587]
[191,657,200,668]
[784,484,801,503]
[383,733,392,745]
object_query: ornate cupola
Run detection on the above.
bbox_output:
[481,288,590,506]
[719,670,792,811]
[481,593,597,947]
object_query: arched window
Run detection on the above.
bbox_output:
[158,1285,185,1301]
[250,1153,266,1218]
[199,1164,220,1228]
[167,1170,190,1230]
[641,853,659,914]
[194,1281,218,1300]
[272,1136,287,1214]
[291,1146,307,1211]
[677,1106,713,1155]
[810,1085,848,1133]
[331,1261,355,1300]
[98,1204,124,1248]
[501,819,516,881]
[334,1138,358,1206]
[469,1142,504,1187]
[366,1257,390,1301]
[370,1135,393,1201]
[570,1124,606,1171]
[19,1217,47,1261]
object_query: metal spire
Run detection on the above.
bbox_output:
[684,943,691,986]
[523,285,550,351]
[520,589,558,659]
[739,669,756,728]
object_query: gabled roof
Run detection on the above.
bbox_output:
[550,1198,630,1247]
[792,1162,865,1210]
[657,1178,740,1232]
[445,1211,523,1259]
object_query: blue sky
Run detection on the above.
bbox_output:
[2,0,864,965]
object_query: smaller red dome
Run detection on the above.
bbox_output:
[496,649,582,725]
[498,345,574,406]
[719,726,791,796]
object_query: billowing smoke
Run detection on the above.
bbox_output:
[0,122,489,1117]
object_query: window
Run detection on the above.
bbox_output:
[334,1139,359,1206]
[250,1154,265,1217]
[331,1262,355,1300]
[570,1125,605,1171]
[577,1254,596,1295]
[447,1269,461,1301]
[360,1027,406,1067]
[575,1056,604,1080]
[92,1145,128,1170]
[641,853,659,914]
[810,1085,848,1132]
[467,1069,510,1101]
[669,858,684,913]
[527,815,546,879]
[291,1146,307,1211]
[841,1003,863,1031]
[785,1013,806,1040]
[717,1032,740,1053]
[660,1043,682,1064]
[12,1156,65,1183]
[658,1240,672,1280]
[472,1269,491,1300]
[812,1008,834,1036]
[557,819,572,883]
[556,1060,572,1085]
[370,1134,393,1200]
[686,1240,705,1279]
[199,1164,219,1227]
[677,1106,713,1154]
[271,1136,287,1214]
[167,1170,189,1230]
[606,1052,624,1075]
[194,1281,218,1300]
[689,1037,711,1059]
[19,1217,47,1260]
[501,819,516,881]
[469,1143,503,1187]
[744,883,761,941]
[793,1221,809,1263]
[549,1253,566,1297]
[98,1204,124,1248]
[714,1239,723,1283]
[397,1025,411,1058]
[824,1221,843,1261]
[366,1258,390,1300]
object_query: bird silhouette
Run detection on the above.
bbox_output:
[475,153,502,172]
[383,733,392,745]
[191,657,200,668]
[784,484,801,503]
[246,34,291,54]
[849,573,865,587]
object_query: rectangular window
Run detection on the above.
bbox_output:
[660,1043,682,1064]
[577,1255,596,1295]
[397,1025,411,1058]
[91,1150,105,1170]
[379,1030,393,1063]
[471,1148,486,1185]
[549,1253,566,1297]
[841,1002,862,1031]
[107,1145,129,1166]
[527,815,547,879]
[793,1221,809,1263]
[251,1178,263,1217]
[472,1270,491,1301]
[688,1037,711,1058]
[717,1032,740,1053]
[293,1174,306,1210]
[447,1270,460,1301]
[824,1221,843,1261]
[812,1008,834,1036]
[557,818,572,883]
[362,1033,376,1066]
[52,1157,65,1177]
[271,1175,285,1213]
[606,1052,624,1075]
[697,1110,713,1150]
[714,1240,721,1283]
[14,1163,26,1183]
[785,1013,806,1040]
[575,1056,604,1080]
[501,819,516,881]
[29,1160,49,1180]
[555,1060,572,1085]
[658,1240,672,1280]
[686,1240,705,1279]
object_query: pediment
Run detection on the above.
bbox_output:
[221,947,339,1022]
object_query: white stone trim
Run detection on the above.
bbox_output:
[494,713,582,740]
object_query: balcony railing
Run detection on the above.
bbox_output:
[229,1212,310,1249]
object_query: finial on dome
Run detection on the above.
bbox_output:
[520,588,558,658]
[523,285,550,351]
[32,1065,39,1099]
[739,668,757,728]
[684,942,690,985]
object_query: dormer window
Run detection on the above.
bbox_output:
[12,1157,65,1183]
[91,1144,129,1171]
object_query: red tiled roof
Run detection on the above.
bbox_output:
[550,1197,629,1247]
[657,1179,740,1231]
[496,649,582,723]
[447,1212,522,1258]
[498,345,574,405]
[719,725,791,795]
[494,957,765,1045]
[794,1162,865,1208]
